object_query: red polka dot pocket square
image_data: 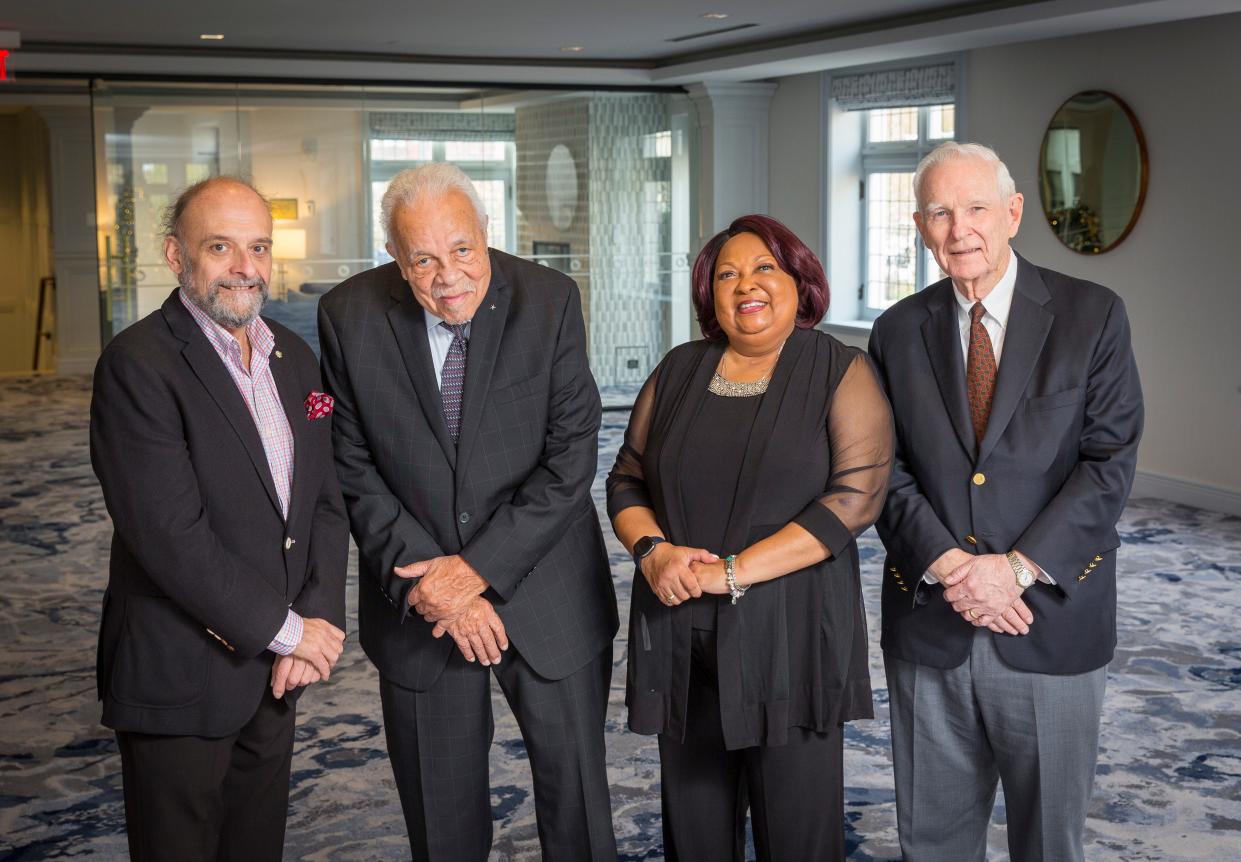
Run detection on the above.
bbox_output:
[305,391,334,420]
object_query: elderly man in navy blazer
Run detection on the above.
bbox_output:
[91,177,348,861]
[869,142,1143,862]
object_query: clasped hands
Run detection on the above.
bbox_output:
[394,555,509,666]
[933,548,1035,636]
[640,543,726,605]
[271,617,346,699]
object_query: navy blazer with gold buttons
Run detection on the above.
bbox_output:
[869,254,1144,675]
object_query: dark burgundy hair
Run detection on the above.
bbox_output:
[690,214,829,342]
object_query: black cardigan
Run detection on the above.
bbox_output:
[607,327,893,749]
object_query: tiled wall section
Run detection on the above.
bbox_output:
[587,95,671,388]
[514,95,672,388]
[514,98,592,326]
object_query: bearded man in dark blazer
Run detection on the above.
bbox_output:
[318,163,618,862]
[868,142,1143,862]
[90,177,348,861]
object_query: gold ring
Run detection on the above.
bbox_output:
[665,593,676,603]
[968,608,979,620]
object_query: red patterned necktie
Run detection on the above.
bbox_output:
[439,322,468,443]
[966,302,996,448]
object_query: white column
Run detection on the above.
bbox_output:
[668,94,695,347]
[686,82,778,247]
[35,104,101,375]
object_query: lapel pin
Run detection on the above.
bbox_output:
[490,304,496,311]
[275,350,283,359]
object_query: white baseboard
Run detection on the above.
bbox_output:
[1131,470,1241,517]
[57,356,96,375]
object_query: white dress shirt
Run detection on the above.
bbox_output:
[424,310,472,389]
[925,250,1055,586]
[951,246,1018,366]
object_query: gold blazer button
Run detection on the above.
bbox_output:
[972,472,986,486]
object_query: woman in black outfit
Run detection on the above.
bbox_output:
[607,214,893,861]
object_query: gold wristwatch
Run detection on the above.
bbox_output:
[1006,551,1036,589]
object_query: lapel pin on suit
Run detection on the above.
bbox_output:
[275,349,283,359]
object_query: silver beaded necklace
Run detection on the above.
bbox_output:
[708,340,786,397]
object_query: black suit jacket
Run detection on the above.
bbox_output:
[90,290,348,737]
[318,251,617,691]
[869,255,1143,675]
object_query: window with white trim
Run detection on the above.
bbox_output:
[861,103,954,317]
[822,57,961,327]
[368,139,516,262]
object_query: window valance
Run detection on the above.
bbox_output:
[831,63,955,111]
[368,111,515,142]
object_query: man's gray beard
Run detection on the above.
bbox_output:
[179,260,269,330]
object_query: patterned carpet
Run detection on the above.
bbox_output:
[0,373,1238,860]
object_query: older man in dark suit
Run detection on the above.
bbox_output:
[90,177,348,861]
[868,142,1143,861]
[318,163,618,861]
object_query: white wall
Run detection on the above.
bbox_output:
[34,103,99,375]
[969,14,1241,508]
[768,73,824,263]
[768,12,1241,510]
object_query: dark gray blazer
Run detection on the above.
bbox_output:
[869,254,1143,675]
[318,251,618,691]
[91,290,349,737]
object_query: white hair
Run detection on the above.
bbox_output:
[913,141,1017,211]
[381,162,487,244]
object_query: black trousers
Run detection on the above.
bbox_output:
[115,688,296,862]
[379,642,617,862]
[658,629,845,862]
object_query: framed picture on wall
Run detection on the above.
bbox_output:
[269,198,299,220]
[532,241,571,274]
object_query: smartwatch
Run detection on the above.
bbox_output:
[632,536,666,571]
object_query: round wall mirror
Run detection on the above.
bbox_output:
[545,144,578,231]
[1038,91,1148,254]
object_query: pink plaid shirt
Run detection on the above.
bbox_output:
[179,291,302,655]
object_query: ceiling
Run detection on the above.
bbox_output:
[4,0,1240,86]
[2,1,1048,63]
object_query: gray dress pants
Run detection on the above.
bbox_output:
[885,629,1107,862]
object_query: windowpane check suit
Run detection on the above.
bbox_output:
[318,251,619,861]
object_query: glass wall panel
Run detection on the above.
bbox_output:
[91,81,695,400]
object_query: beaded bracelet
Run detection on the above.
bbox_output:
[725,554,748,605]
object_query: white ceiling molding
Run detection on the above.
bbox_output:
[7,0,1241,88]
[8,50,657,88]
[652,0,1241,82]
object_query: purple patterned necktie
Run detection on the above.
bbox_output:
[439,322,468,443]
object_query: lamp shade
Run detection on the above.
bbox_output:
[272,228,307,260]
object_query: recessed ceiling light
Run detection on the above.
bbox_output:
[199,34,225,41]
[560,45,584,53]
[701,12,729,19]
